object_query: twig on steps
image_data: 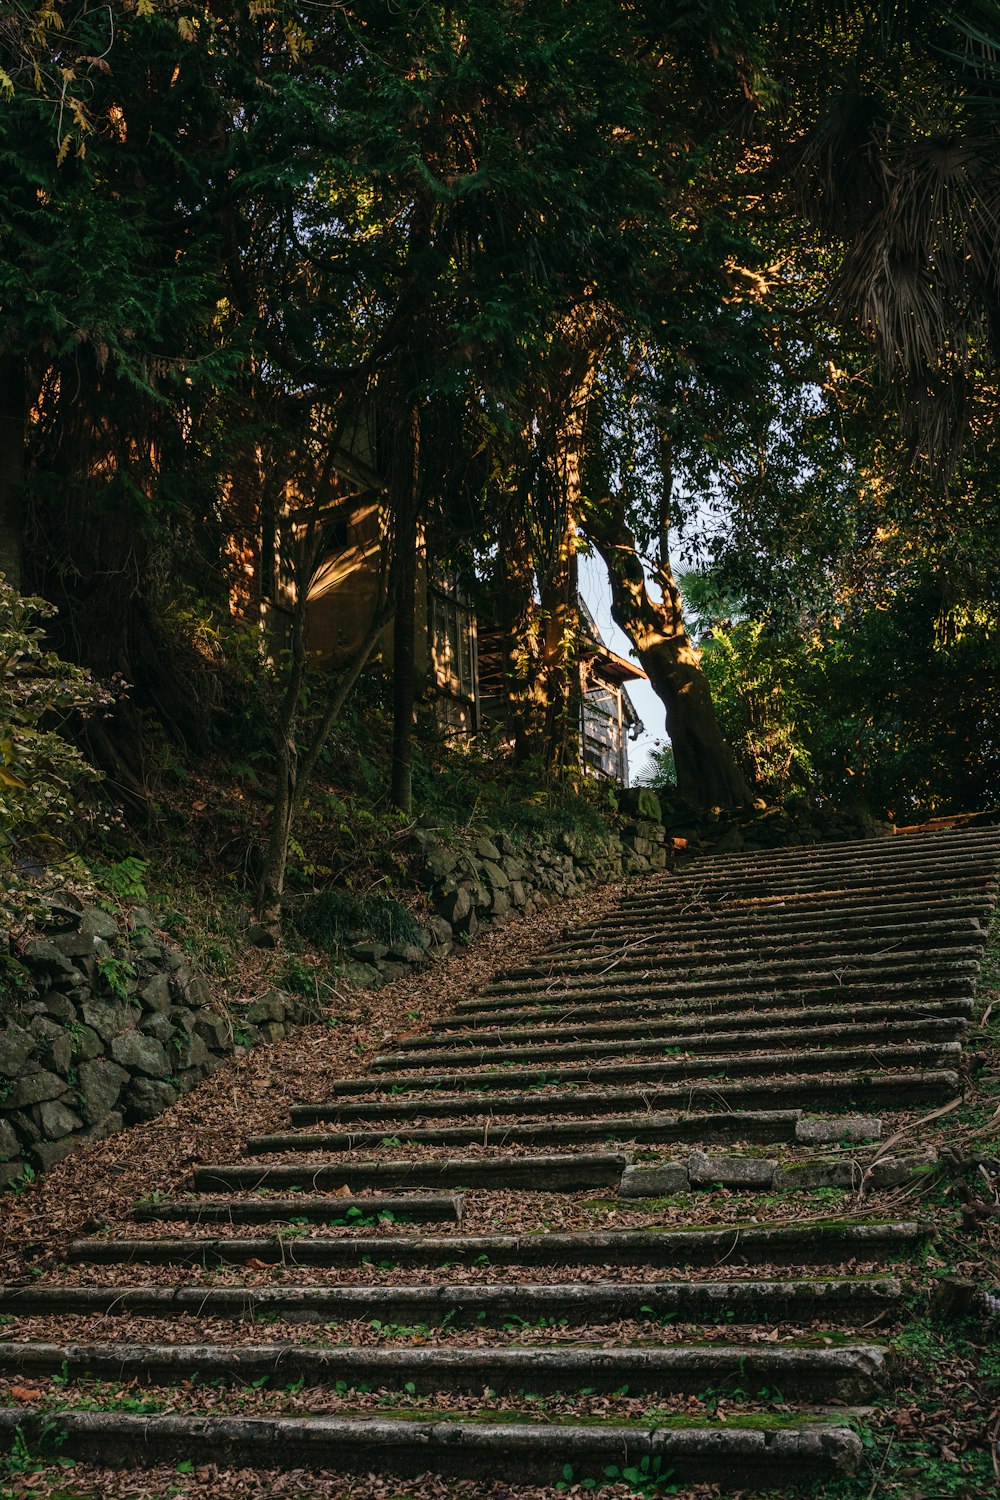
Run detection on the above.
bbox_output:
[857,1098,963,1198]
[864,1431,894,1500]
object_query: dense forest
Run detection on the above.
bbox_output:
[2,0,1000,930]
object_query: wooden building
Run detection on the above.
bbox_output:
[259,428,645,784]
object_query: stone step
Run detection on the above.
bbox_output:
[652,827,1000,875]
[509,920,986,982]
[66,1218,923,1266]
[0,1407,865,1486]
[66,1220,927,1271]
[283,1067,958,1130]
[619,1147,930,1197]
[0,1337,891,1399]
[643,857,1000,892]
[194,1152,632,1194]
[613,872,997,919]
[132,1195,465,1226]
[409,996,971,1055]
[485,943,986,997]
[456,962,981,1021]
[640,841,1000,886]
[248,1106,871,1155]
[559,894,994,947]
[440,976,976,1032]
[697,824,1000,857]
[545,925,987,973]
[373,1014,966,1072]
[319,1040,963,1102]
[658,854,1000,894]
[0,1275,905,1325]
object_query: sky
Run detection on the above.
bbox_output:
[578,551,666,784]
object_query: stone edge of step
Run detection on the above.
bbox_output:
[620,1146,936,1196]
[0,1407,866,1479]
[63,1219,928,1267]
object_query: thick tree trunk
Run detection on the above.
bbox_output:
[0,355,26,590]
[639,632,754,807]
[587,499,753,809]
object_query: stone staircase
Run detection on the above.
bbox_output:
[2,826,999,1495]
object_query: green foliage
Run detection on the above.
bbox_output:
[0,581,109,867]
[280,955,315,997]
[699,582,1000,820]
[289,889,423,954]
[88,857,149,903]
[699,620,815,801]
[96,956,137,1002]
[635,745,677,790]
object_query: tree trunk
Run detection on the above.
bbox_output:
[390,506,418,813]
[538,513,580,773]
[258,726,297,923]
[0,355,26,590]
[257,599,390,919]
[389,407,420,815]
[586,497,753,809]
[494,504,544,760]
[533,324,598,773]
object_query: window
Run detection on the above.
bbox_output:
[582,683,624,781]
[430,585,477,704]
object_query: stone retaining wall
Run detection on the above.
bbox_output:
[337,794,670,988]
[0,897,310,1190]
[1,787,886,1187]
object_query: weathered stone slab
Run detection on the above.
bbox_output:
[688,1152,775,1189]
[0,1022,35,1077]
[35,1098,83,1140]
[76,1058,129,1125]
[110,1033,170,1077]
[126,1077,178,1120]
[796,1116,882,1144]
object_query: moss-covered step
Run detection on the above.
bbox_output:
[402,995,971,1054]
[457,963,981,1019]
[0,1274,905,1325]
[503,920,986,983]
[441,976,976,1031]
[557,893,993,948]
[65,1219,928,1270]
[370,1014,966,1073]
[620,1148,936,1196]
[280,1068,959,1133]
[193,1150,631,1194]
[256,1107,811,1155]
[483,946,985,1001]
[0,1407,864,1486]
[320,1040,962,1100]
[291,1064,960,1130]
[0,1337,892,1399]
[132,1194,465,1225]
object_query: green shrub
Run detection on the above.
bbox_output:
[288,888,423,952]
[0,580,110,867]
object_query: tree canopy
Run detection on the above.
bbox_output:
[1,0,997,892]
